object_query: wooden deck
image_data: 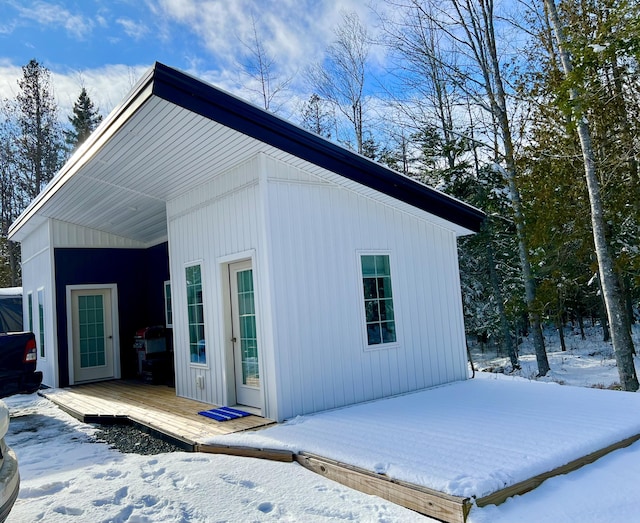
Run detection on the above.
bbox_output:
[40,380,640,523]
[40,380,277,451]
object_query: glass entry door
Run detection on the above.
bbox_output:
[229,260,261,409]
[71,288,114,383]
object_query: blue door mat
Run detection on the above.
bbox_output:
[198,406,251,422]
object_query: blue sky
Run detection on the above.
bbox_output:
[0,0,378,120]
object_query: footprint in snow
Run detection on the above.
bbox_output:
[20,481,70,498]
[138,494,159,507]
[101,505,133,523]
[92,486,129,507]
[257,502,274,513]
[219,474,257,489]
[92,469,125,480]
[141,466,166,481]
[52,506,84,516]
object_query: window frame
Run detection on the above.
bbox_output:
[357,252,399,351]
[37,288,45,359]
[184,263,207,367]
[27,291,33,333]
[164,280,173,328]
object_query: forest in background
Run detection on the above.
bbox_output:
[1,0,639,388]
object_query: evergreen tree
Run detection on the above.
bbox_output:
[299,94,333,138]
[0,102,20,286]
[0,59,65,285]
[15,59,65,201]
[65,87,102,151]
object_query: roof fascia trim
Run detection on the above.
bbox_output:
[151,63,485,232]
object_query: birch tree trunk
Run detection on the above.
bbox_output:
[451,0,550,375]
[544,0,639,391]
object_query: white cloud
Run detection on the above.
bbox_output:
[52,64,152,118]
[0,61,151,124]
[0,1,389,129]
[149,0,380,86]
[12,0,95,39]
[116,18,149,41]
[0,60,23,101]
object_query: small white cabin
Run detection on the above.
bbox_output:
[9,63,484,422]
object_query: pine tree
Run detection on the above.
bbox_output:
[15,59,65,200]
[299,94,333,138]
[0,102,20,286]
[65,87,102,152]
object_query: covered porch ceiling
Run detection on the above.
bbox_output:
[9,63,485,246]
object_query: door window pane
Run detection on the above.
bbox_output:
[78,294,106,369]
[237,269,259,386]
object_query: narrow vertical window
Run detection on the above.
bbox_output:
[27,292,33,332]
[361,254,396,346]
[185,265,205,364]
[164,281,173,328]
[37,288,45,358]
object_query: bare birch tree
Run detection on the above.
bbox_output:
[543,0,639,391]
[307,11,370,154]
[380,0,549,375]
[238,15,292,113]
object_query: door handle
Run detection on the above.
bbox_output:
[231,337,237,343]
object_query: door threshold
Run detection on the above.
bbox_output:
[234,405,261,416]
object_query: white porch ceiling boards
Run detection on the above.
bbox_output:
[9,63,485,247]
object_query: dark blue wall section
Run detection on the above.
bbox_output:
[54,243,169,386]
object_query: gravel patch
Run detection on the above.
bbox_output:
[92,423,183,455]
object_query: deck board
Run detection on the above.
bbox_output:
[41,380,276,448]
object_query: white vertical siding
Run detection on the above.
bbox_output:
[51,220,147,248]
[263,156,468,421]
[167,156,268,408]
[165,152,468,421]
[20,220,58,387]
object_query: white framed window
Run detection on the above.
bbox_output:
[27,292,33,332]
[37,288,45,358]
[360,253,397,348]
[164,280,173,328]
[185,264,206,365]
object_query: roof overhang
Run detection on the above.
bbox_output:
[9,62,484,245]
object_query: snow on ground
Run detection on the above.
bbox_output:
[5,324,640,522]
[470,323,628,389]
[4,394,426,522]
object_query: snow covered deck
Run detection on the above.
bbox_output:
[40,376,640,522]
[206,375,640,522]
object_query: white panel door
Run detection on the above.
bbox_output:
[229,261,261,409]
[71,289,114,383]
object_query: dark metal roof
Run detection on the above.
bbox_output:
[150,63,484,233]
